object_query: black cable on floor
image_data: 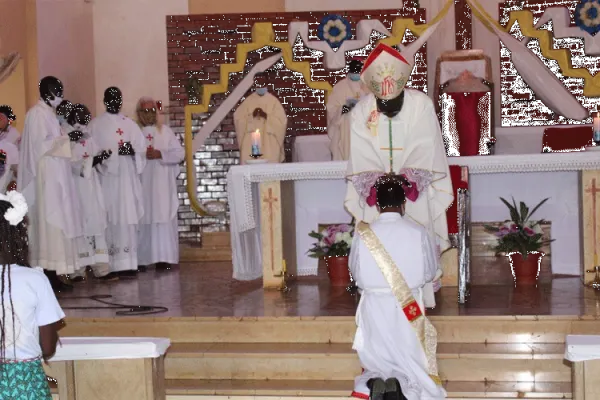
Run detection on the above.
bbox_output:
[59,294,169,316]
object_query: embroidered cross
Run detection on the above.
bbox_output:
[262,187,279,274]
[83,152,89,159]
[80,140,86,147]
[116,128,124,136]
[118,139,124,146]
[146,134,154,142]
[408,305,418,316]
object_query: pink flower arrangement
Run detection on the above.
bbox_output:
[308,223,354,258]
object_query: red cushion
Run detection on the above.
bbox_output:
[543,126,593,152]
[446,165,468,236]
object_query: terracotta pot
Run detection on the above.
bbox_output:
[508,252,544,285]
[325,256,351,287]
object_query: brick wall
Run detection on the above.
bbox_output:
[167,9,428,242]
[499,0,600,126]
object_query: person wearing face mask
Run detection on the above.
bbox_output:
[18,76,85,292]
[0,105,22,148]
[135,96,184,272]
[64,103,114,282]
[326,58,369,161]
[233,86,287,164]
[88,87,146,279]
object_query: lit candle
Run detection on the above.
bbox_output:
[593,111,600,144]
[251,129,261,156]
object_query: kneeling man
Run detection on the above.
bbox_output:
[350,174,446,400]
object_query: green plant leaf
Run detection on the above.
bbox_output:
[519,202,528,225]
[500,197,519,224]
[525,197,550,221]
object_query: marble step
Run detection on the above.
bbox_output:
[165,342,569,382]
[62,316,600,344]
[165,379,571,399]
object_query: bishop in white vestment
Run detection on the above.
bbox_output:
[136,97,184,269]
[89,87,146,275]
[350,175,446,400]
[64,104,112,279]
[18,77,83,282]
[327,59,369,161]
[345,44,453,253]
[234,88,287,164]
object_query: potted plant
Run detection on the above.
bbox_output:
[308,223,353,286]
[484,197,554,285]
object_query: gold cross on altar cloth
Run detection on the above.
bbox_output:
[586,178,600,263]
[262,188,278,273]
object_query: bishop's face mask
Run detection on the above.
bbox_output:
[49,96,64,109]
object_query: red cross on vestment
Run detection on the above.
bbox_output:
[146,134,154,142]
[83,152,89,159]
[116,128,124,136]
[118,139,125,146]
[80,140,86,147]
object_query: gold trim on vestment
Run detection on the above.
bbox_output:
[356,222,442,386]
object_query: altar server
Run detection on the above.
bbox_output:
[0,138,18,193]
[136,96,184,271]
[327,58,369,161]
[18,76,83,292]
[0,105,21,148]
[89,87,146,277]
[65,104,113,281]
[350,174,445,400]
[345,43,453,253]
[234,87,287,164]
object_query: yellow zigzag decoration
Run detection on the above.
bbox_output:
[468,0,600,97]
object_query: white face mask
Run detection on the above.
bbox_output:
[49,96,63,109]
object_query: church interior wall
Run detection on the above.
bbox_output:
[500,0,600,127]
[166,9,428,242]
[36,0,97,114]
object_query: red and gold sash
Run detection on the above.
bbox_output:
[356,221,442,386]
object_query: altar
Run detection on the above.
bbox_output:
[227,151,600,289]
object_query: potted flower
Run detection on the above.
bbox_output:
[484,197,554,285]
[308,223,353,286]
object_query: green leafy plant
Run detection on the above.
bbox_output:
[307,224,354,258]
[484,197,554,259]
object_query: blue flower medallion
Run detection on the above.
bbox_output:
[576,0,600,36]
[317,15,352,49]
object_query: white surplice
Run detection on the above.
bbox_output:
[0,140,18,192]
[234,92,287,164]
[18,101,83,274]
[327,77,369,161]
[0,126,21,149]
[88,112,146,272]
[138,124,184,265]
[349,212,446,400]
[64,123,110,274]
[345,90,454,252]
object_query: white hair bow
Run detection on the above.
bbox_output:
[0,190,28,226]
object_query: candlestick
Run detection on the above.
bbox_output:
[595,253,598,266]
[593,111,600,145]
[251,129,261,156]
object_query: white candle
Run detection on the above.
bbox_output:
[594,112,600,144]
[251,129,261,156]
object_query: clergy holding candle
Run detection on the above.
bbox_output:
[234,87,287,164]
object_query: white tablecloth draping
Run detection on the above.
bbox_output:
[292,135,332,162]
[227,153,600,281]
[51,337,171,362]
[565,335,600,362]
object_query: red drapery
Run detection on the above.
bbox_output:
[447,92,486,156]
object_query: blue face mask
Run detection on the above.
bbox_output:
[348,73,361,81]
[256,87,268,96]
[57,115,66,125]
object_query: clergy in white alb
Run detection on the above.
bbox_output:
[64,104,112,279]
[88,87,146,275]
[136,97,184,269]
[0,140,18,192]
[234,88,287,164]
[349,175,445,400]
[17,76,83,279]
[327,59,369,161]
[345,43,453,254]
[0,105,21,148]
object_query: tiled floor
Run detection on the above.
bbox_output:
[57,261,599,318]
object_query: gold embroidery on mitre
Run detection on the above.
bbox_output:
[356,222,441,385]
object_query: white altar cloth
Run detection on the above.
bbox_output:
[565,335,600,362]
[227,152,600,280]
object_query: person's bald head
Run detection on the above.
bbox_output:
[104,87,123,114]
